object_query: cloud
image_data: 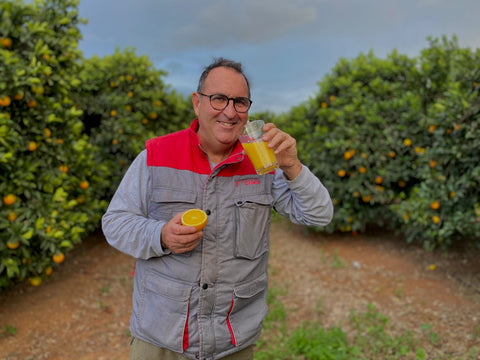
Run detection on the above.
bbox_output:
[167,0,317,50]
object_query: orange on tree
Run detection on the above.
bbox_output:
[1,37,12,48]
[181,209,208,231]
[343,150,353,160]
[362,194,372,203]
[414,147,425,155]
[110,109,117,116]
[53,252,65,264]
[375,176,383,184]
[338,169,346,177]
[428,125,436,133]
[28,141,38,151]
[29,276,42,286]
[359,166,367,174]
[403,138,412,146]
[45,267,53,276]
[7,241,20,250]
[432,215,440,224]
[3,193,17,205]
[44,128,52,138]
[0,95,11,107]
[79,180,89,190]
[388,151,396,158]
[430,201,440,210]
[27,100,37,108]
[59,165,68,173]
[8,212,17,221]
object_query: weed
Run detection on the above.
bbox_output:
[1,324,17,338]
[420,324,439,345]
[332,250,346,268]
[395,285,403,298]
[315,298,324,316]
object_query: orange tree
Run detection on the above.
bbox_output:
[281,36,479,249]
[73,47,194,198]
[391,37,480,249]
[283,48,422,234]
[0,0,107,289]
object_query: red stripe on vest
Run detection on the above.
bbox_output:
[146,119,259,176]
[183,300,190,351]
[226,294,237,346]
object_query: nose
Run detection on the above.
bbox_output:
[223,99,237,118]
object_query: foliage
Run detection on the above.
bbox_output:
[0,0,107,289]
[280,36,480,249]
[0,0,195,290]
[1,2,479,289]
[73,47,194,198]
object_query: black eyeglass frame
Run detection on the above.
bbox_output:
[197,92,252,113]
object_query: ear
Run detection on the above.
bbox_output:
[192,92,200,116]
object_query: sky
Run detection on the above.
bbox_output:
[77,0,480,114]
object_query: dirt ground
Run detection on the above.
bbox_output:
[0,219,479,360]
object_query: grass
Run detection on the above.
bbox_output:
[0,324,17,338]
[255,284,480,360]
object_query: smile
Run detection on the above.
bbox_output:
[217,121,237,127]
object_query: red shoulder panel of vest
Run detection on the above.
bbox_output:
[145,125,259,176]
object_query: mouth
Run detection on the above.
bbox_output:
[217,120,238,128]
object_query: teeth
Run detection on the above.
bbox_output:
[219,121,235,127]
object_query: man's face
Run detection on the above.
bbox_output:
[192,67,249,152]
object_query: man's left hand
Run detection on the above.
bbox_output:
[261,123,303,180]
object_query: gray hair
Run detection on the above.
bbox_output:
[197,57,251,97]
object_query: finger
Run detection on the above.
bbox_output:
[176,223,199,235]
[267,131,290,151]
[171,231,203,253]
[262,122,276,132]
[274,135,297,155]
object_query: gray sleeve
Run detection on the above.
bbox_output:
[101,150,171,259]
[271,165,333,226]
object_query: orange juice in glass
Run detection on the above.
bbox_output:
[239,120,278,175]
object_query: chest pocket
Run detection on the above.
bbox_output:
[149,188,198,221]
[233,194,273,260]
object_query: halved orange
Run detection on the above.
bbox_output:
[181,209,208,231]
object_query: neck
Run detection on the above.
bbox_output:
[201,143,235,164]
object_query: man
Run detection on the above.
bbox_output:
[102,58,333,360]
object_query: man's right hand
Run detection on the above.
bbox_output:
[160,212,203,253]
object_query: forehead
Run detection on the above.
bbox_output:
[203,67,249,96]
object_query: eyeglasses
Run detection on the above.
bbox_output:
[198,92,252,113]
